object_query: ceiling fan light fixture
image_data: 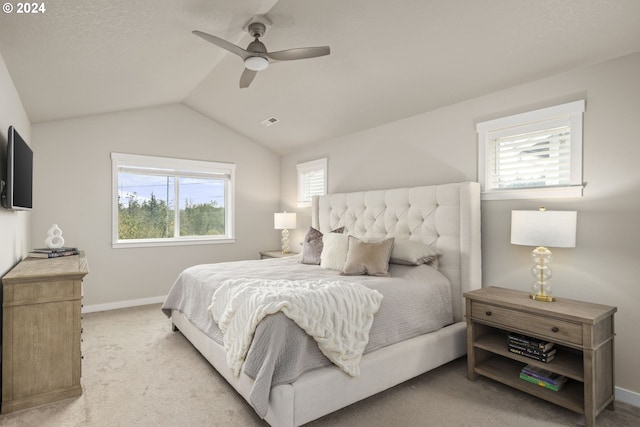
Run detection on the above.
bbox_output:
[193,18,330,88]
[244,56,268,71]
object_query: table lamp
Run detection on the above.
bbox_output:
[511,207,577,302]
[274,212,296,254]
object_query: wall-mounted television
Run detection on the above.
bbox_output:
[2,126,33,210]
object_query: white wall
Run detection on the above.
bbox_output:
[32,104,281,307]
[0,52,31,276]
[281,52,640,399]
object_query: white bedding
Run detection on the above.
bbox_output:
[210,278,383,377]
[162,256,453,417]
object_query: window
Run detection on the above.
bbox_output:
[297,158,327,207]
[477,100,584,200]
[111,153,235,247]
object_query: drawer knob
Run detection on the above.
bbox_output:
[485,311,492,316]
[551,326,559,333]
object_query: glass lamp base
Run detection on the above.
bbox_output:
[530,293,555,302]
[281,229,290,254]
[530,246,555,302]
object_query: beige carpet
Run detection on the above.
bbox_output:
[1,304,638,427]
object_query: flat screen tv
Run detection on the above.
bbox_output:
[2,126,33,210]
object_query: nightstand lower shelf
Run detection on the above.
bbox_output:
[475,355,584,414]
[473,331,584,381]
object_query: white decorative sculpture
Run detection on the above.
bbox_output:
[45,224,65,249]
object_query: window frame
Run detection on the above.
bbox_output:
[297,157,328,207]
[111,152,235,248]
[477,100,585,200]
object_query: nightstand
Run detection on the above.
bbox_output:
[465,286,616,427]
[259,250,298,259]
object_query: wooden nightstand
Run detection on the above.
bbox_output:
[465,286,616,427]
[259,250,298,259]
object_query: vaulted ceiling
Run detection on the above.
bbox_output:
[2,0,640,154]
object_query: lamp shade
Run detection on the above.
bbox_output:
[511,209,577,248]
[274,212,296,230]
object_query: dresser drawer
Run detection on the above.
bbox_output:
[3,280,81,307]
[471,301,583,345]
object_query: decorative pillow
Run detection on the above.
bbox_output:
[341,236,395,277]
[320,233,350,270]
[300,227,344,265]
[389,239,441,266]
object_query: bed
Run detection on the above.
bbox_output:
[162,181,481,427]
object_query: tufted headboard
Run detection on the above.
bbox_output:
[311,182,481,323]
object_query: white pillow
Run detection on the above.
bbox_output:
[320,233,350,271]
[390,239,441,266]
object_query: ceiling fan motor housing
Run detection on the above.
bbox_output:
[247,39,267,54]
[248,22,266,39]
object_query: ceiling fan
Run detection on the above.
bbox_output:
[193,17,330,88]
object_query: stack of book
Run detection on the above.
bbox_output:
[519,364,568,392]
[507,333,556,362]
[28,247,79,259]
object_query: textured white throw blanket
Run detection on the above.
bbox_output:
[209,278,383,377]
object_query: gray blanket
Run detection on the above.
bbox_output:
[161,257,452,418]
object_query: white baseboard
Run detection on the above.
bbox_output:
[616,386,640,408]
[82,295,166,313]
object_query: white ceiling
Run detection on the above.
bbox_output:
[1,0,640,154]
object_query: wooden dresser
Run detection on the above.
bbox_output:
[1,253,88,413]
[465,286,616,427]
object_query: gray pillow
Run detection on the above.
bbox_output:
[389,239,441,266]
[300,227,344,265]
[341,236,394,277]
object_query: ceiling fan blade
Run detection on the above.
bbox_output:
[192,30,250,60]
[266,46,330,61]
[239,68,258,88]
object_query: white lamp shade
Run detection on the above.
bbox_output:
[274,212,296,230]
[511,210,577,248]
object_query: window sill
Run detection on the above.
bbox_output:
[112,237,236,249]
[481,185,583,201]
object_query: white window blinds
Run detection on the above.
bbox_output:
[489,124,571,190]
[477,100,584,200]
[297,158,327,206]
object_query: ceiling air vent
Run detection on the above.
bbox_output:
[260,116,279,127]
